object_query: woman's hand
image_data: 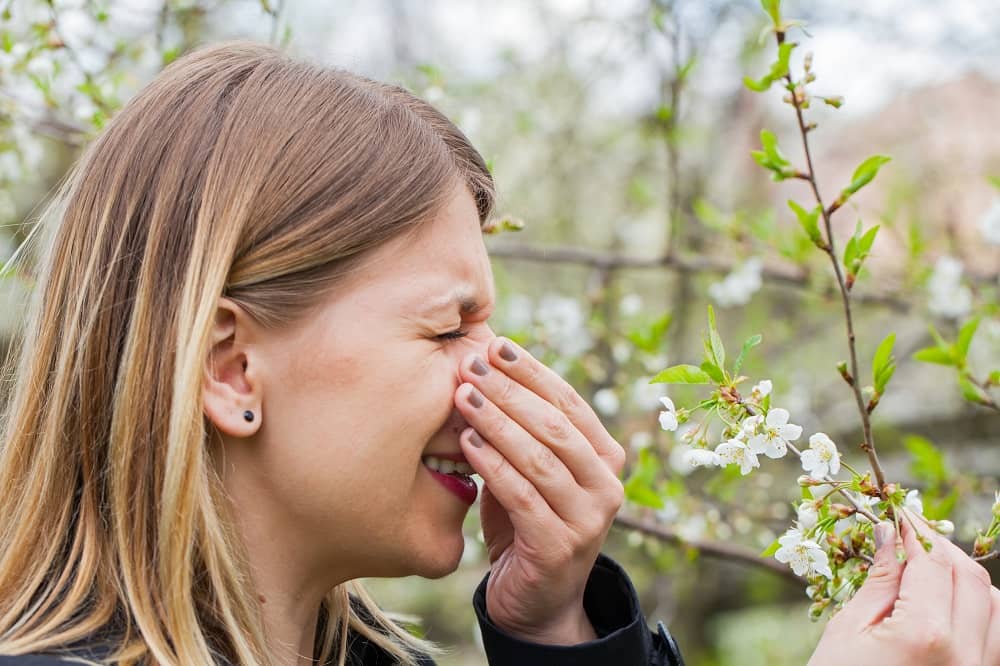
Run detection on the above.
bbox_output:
[454,337,626,645]
[810,513,1000,665]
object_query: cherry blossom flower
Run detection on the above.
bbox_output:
[927,256,972,320]
[796,501,819,531]
[800,432,840,478]
[715,437,759,475]
[977,198,1000,245]
[747,408,801,459]
[750,379,772,402]
[658,396,678,432]
[592,388,620,416]
[775,528,834,578]
[904,489,923,516]
[681,448,720,469]
[708,257,763,307]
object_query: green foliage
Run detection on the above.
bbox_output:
[625,313,672,355]
[734,334,762,375]
[751,129,797,181]
[787,200,824,248]
[842,221,879,283]
[871,332,896,395]
[650,364,714,385]
[624,448,665,509]
[838,155,891,203]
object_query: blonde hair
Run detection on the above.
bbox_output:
[0,40,494,665]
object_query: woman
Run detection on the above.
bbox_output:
[0,40,995,665]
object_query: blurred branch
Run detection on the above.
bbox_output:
[487,241,920,311]
[614,513,802,583]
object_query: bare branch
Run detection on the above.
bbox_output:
[614,513,802,583]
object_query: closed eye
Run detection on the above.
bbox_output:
[436,329,469,342]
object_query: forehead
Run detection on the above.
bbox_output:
[356,185,495,312]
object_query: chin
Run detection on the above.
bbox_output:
[410,530,466,579]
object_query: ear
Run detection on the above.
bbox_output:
[203,297,262,438]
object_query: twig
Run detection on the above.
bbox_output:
[613,513,802,583]
[776,30,887,493]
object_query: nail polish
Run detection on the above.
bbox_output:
[467,388,484,408]
[499,341,517,362]
[469,431,485,448]
[471,357,490,376]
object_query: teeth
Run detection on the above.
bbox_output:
[423,455,475,476]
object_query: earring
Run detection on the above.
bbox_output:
[243,410,255,423]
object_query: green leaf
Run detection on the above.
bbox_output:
[734,334,763,375]
[761,0,781,24]
[956,316,981,362]
[989,370,1000,386]
[751,130,795,181]
[760,538,781,558]
[958,375,988,404]
[625,313,672,354]
[841,155,891,199]
[872,332,896,394]
[650,364,714,385]
[743,74,774,93]
[988,175,1000,191]
[624,449,665,509]
[767,42,795,80]
[707,305,725,368]
[912,347,955,366]
[903,435,948,487]
[624,483,664,509]
[788,200,823,247]
[700,360,726,384]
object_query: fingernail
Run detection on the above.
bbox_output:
[471,357,490,376]
[467,388,484,408]
[499,341,517,362]
[469,430,485,448]
[874,522,892,549]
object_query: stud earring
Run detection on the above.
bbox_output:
[243,410,254,423]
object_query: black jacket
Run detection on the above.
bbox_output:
[0,554,685,665]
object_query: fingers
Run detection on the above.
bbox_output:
[836,522,904,629]
[484,337,626,476]
[457,426,559,546]
[458,352,613,491]
[454,382,586,523]
[891,514,953,638]
[985,586,1000,664]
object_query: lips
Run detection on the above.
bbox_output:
[422,454,478,505]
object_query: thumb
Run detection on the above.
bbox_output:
[837,522,904,628]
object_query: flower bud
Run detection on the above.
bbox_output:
[974,533,996,558]
[829,503,855,519]
[931,519,954,536]
[798,475,822,487]
[809,599,829,619]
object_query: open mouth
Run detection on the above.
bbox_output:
[421,455,476,478]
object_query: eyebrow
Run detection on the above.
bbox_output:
[420,289,492,316]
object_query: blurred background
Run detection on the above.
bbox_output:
[0,0,998,663]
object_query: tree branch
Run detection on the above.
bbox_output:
[613,513,802,583]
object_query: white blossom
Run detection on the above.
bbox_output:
[681,447,720,469]
[708,257,763,308]
[628,431,653,452]
[593,388,620,416]
[715,437,759,475]
[927,256,973,320]
[658,396,678,432]
[904,489,924,516]
[619,293,643,316]
[750,379,772,401]
[504,294,534,331]
[739,414,763,439]
[747,408,802,459]
[796,501,819,531]
[931,519,954,536]
[800,432,840,478]
[977,198,1000,245]
[536,295,592,357]
[775,528,833,578]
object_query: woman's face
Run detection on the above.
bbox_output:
[215,182,497,587]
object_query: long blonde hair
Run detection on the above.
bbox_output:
[0,39,494,665]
